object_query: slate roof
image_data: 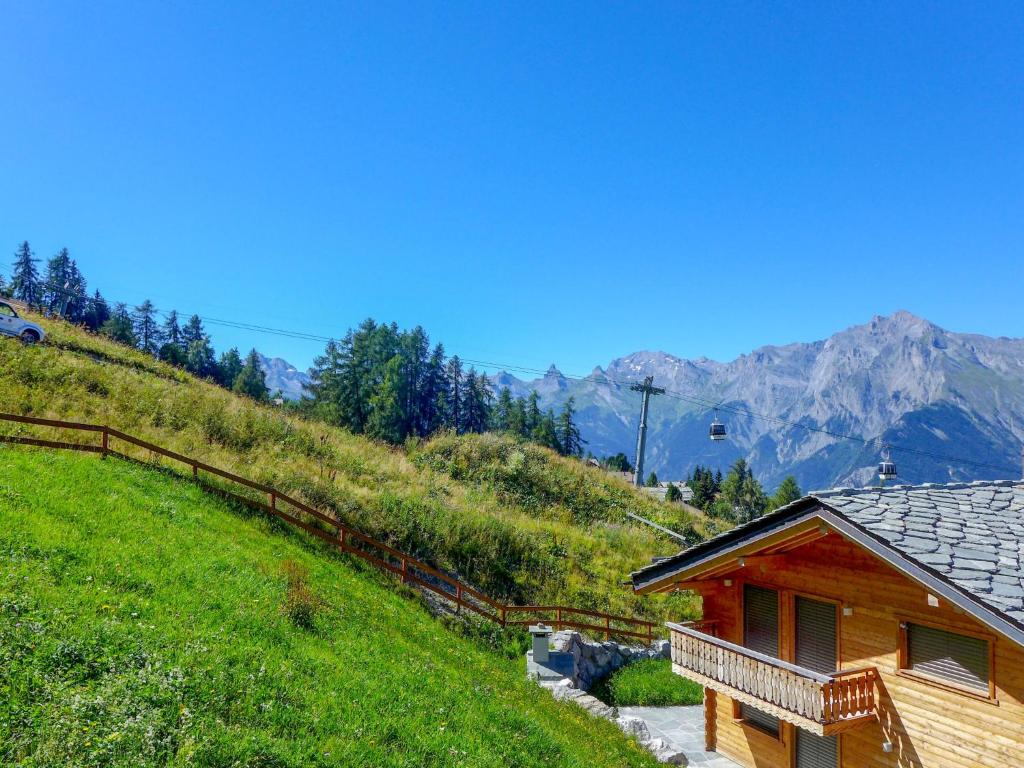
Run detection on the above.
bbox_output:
[632,479,1024,641]
[813,481,1024,624]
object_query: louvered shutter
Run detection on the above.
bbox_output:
[795,728,838,768]
[743,584,779,655]
[907,623,989,692]
[740,585,780,735]
[794,596,837,674]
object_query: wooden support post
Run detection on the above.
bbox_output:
[500,606,506,627]
[456,585,462,615]
[339,527,347,551]
[705,689,717,752]
[556,607,562,632]
[605,615,610,641]
[192,462,198,480]
[101,429,108,459]
[269,491,276,512]
[401,556,408,583]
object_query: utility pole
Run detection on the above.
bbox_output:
[630,376,664,487]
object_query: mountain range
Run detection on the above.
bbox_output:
[267,312,1024,492]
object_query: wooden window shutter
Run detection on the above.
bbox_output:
[906,623,989,693]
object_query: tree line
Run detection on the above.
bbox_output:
[4,241,269,400]
[300,318,585,454]
[685,460,801,523]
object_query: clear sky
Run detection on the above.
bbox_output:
[2,2,1022,373]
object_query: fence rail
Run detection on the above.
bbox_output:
[0,411,657,642]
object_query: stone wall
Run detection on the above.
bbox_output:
[549,630,670,691]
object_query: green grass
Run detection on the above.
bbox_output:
[0,447,659,767]
[0,315,705,624]
[590,660,704,708]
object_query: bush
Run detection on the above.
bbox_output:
[281,560,319,630]
[591,659,703,707]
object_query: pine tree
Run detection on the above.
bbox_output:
[158,310,185,364]
[525,391,542,437]
[185,338,218,379]
[507,397,527,437]
[100,303,137,346]
[217,348,244,389]
[461,368,492,434]
[64,260,88,322]
[492,388,514,432]
[232,349,268,401]
[0,272,7,297]
[445,355,464,433]
[84,291,110,332]
[557,396,585,457]
[719,458,767,523]
[182,314,206,347]
[43,248,73,316]
[10,241,42,309]
[646,471,659,487]
[768,475,802,512]
[367,356,405,443]
[665,483,682,502]
[532,409,561,452]
[133,300,162,355]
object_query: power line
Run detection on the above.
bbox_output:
[25,278,1022,475]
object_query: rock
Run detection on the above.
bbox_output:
[615,716,651,741]
[647,738,688,765]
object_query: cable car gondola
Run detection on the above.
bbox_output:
[878,445,897,482]
[709,409,727,441]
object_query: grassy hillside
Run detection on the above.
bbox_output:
[0,316,704,622]
[0,448,660,767]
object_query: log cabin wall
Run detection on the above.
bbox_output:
[697,532,1024,768]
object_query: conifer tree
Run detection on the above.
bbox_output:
[557,396,585,457]
[158,310,186,364]
[768,475,802,512]
[133,299,162,355]
[43,248,73,315]
[532,408,561,452]
[367,356,405,443]
[100,302,137,346]
[10,241,42,309]
[217,348,244,389]
[492,387,514,432]
[646,471,659,487]
[0,272,7,297]
[525,391,542,437]
[185,337,218,379]
[84,290,110,332]
[233,349,268,401]
[445,355,464,433]
[182,314,206,347]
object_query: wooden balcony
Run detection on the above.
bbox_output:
[668,622,878,736]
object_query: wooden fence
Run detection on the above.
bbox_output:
[0,412,657,642]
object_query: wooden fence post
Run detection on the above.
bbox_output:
[192,462,198,480]
[605,615,610,641]
[101,428,108,459]
[401,556,408,583]
[455,585,462,615]
[269,491,276,512]
[500,606,506,627]
[556,607,562,632]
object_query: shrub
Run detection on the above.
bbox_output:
[281,560,319,630]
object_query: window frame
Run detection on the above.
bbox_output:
[733,582,785,742]
[896,616,997,703]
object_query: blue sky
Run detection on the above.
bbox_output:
[2,2,1021,373]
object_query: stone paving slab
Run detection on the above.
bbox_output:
[618,705,741,768]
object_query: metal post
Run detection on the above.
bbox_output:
[630,376,664,487]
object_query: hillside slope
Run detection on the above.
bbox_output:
[0,448,659,767]
[0,315,704,622]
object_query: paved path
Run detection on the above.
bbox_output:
[617,705,740,767]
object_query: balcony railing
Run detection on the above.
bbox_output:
[668,622,877,736]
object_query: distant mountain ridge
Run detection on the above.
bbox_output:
[489,312,1024,491]
[258,354,311,401]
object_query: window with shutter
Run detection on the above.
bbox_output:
[739,585,781,737]
[903,622,990,694]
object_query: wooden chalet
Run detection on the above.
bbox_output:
[632,480,1024,768]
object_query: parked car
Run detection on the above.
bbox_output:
[0,301,45,343]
